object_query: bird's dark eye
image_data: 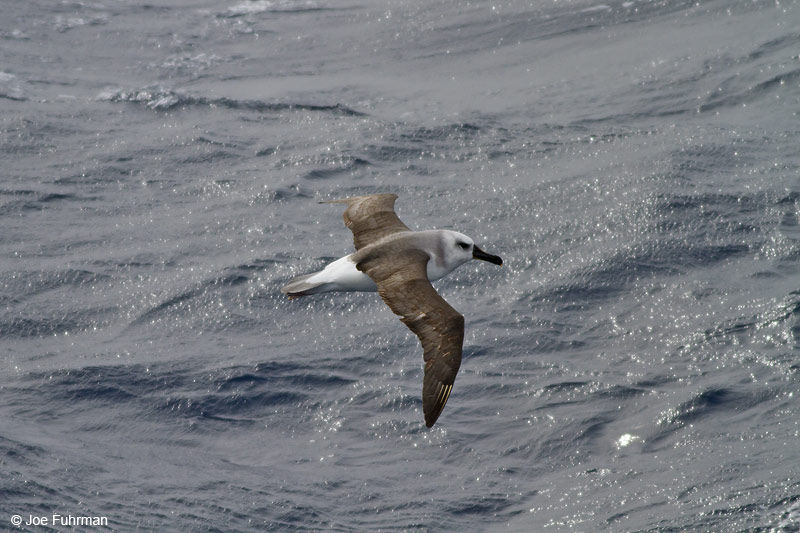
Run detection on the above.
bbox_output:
[457,242,470,249]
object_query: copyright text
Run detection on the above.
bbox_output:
[11,514,108,527]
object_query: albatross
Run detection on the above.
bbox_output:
[281,193,502,427]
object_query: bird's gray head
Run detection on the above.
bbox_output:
[439,230,503,270]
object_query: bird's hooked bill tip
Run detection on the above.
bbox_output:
[473,245,503,266]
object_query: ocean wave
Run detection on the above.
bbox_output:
[126,272,250,330]
[15,361,355,430]
[0,307,117,339]
[644,385,781,453]
[54,14,108,33]
[699,67,800,113]
[1,268,110,301]
[224,0,324,17]
[97,86,365,115]
[0,72,25,101]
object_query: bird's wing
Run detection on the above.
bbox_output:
[323,193,411,251]
[356,248,464,427]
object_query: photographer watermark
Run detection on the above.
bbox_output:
[11,514,108,527]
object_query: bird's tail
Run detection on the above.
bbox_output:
[281,272,328,299]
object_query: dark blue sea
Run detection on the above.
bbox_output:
[3,0,800,531]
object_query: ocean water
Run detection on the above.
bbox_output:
[2,0,800,531]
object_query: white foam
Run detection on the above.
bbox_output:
[0,72,25,100]
[226,0,319,16]
[227,0,274,16]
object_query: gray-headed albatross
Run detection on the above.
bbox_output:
[281,193,502,427]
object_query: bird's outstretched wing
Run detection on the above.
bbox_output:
[356,248,464,427]
[323,193,411,251]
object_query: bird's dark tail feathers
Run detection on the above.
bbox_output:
[281,272,329,299]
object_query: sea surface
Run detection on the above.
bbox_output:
[2,0,800,531]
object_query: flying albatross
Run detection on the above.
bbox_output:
[281,193,502,427]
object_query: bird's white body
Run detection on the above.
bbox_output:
[306,254,377,292]
[292,230,476,295]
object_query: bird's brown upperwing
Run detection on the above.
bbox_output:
[356,248,464,427]
[323,193,411,251]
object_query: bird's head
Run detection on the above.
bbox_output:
[442,231,503,269]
